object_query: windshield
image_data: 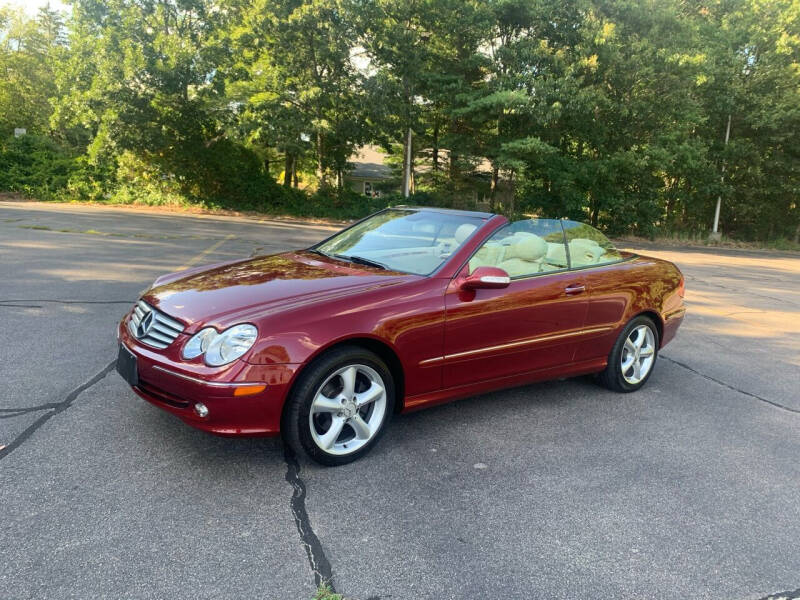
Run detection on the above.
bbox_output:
[314,209,486,275]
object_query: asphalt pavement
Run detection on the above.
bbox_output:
[1,200,799,600]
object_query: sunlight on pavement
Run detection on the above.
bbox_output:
[620,247,800,366]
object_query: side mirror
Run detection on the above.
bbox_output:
[461,266,511,290]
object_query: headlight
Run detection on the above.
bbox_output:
[182,327,218,360]
[203,324,258,366]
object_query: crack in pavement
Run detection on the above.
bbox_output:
[5,221,316,249]
[11,223,205,241]
[4,369,341,594]
[0,304,45,308]
[0,299,133,305]
[0,299,133,309]
[0,403,60,420]
[756,589,800,600]
[283,444,336,593]
[0,361,116,461]
[661,355,800,414]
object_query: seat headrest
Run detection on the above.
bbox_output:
[504,234,547,261]
[454,223,477,244]
[569,238,601,248]
[569,239,604,262]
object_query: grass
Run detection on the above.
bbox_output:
[4,192,798,253]
[2,191,351,226]
[313,584,344,600]
[616,232,800,253]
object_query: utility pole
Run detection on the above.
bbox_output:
[711,113,732,241]
[403,127,412,198]
[401,31,430,199]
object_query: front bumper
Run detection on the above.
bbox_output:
[118,320,299,436]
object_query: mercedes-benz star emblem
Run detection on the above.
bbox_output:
[136,311,154,338]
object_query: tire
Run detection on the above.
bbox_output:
[597,315,660,393]
[282,345,395,466]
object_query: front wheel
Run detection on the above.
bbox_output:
[597,316,659,392]
[282,346,395,466]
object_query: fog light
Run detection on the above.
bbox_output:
[194,403,209,418]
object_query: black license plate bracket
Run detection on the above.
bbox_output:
[116,344,139,387]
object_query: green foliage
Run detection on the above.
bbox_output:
[0,134,79,199]
[0,3,65,137]
[287,188,388,220]
[0,0,797,243]
[228,0,369,188]
[312,584,343,600]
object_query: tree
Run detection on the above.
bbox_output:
[693,0,800,241]
[0,4,66,137]
[230,0,369,189]
[1,0,796,240]
[53,0,247,199]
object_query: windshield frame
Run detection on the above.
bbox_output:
[308,207,488,277]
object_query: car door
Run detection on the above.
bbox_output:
[441,219,590,389]
[557,220,635,363]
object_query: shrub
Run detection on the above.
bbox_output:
[0,134,80,199]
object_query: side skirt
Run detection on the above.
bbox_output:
[401,357,608,413]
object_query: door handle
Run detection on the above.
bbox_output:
[565,284,586,295]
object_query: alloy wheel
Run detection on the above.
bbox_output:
[308,364,387,456]
[620,325,656,385]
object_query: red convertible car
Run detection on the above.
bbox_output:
[116,207,685,465]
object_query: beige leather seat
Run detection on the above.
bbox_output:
[470,233,550,277]
[454,223,477,244]
[546,238,605,267]
[545,242,568,267]
[498,235,548,277]
[567,238,605,267]
[469,242,505,270]
[435,223,477,258]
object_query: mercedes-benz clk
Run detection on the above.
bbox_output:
[116,207,685,465]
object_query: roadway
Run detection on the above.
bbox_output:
[1,200,798,599]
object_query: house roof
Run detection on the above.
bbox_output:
[348,145,392,179]
[393,205,496,219]
[347,144,495,179]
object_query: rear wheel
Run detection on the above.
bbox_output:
[597,316,659,392]
[282,346,395,466]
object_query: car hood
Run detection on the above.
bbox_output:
[144,251,415,330]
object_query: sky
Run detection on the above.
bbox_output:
[2,0,70,15]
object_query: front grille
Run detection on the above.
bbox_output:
[128,300,185,349]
